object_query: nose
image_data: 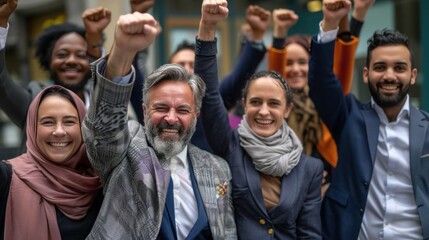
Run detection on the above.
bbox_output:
[65,54,77,64]
[164,108,178,125]
[53,124,66,137]
[383,67,397,81]
[288,62,300,73]
[258,103,270,116]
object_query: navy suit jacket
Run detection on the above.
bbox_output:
[158,161,212,240]
[196,38,323,239]
[308,38,429,239]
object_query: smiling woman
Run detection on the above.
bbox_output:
[0,85,102,240]
[35,88,83,166]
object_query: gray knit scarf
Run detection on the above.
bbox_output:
[237,116,303,176]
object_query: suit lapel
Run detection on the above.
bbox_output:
[188,148,213,209]
[186,159,210,240]
[409,105,428,203]
[362,105,380,164]
[187,146,218,236]
[165,178,176,230]
[268,169,297,220]
[244,154,269,217]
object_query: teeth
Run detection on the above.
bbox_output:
[381,85,398,90]
[256,119,273,124]
[162,129,178,133]
[51,142,68,147]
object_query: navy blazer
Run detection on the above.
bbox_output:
[308,38,429,239]
[196,39,323,239]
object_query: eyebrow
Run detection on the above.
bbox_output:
[38,115,79,121]
[373,60,408,65]
[151,102,192,110]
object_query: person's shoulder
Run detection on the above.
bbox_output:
[409,103,429,120]
[188,144,229,168]
[298,154,324,173]
[416,108,429,119]
[128,120,147,142]
[28,80,48,97]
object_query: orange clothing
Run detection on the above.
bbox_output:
[334,36,359,94]
[267,36,359,168]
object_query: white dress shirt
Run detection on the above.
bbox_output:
[359,96,422,239]
[0,23,9,50]
[169,146,198,240]
[317,21,338,43]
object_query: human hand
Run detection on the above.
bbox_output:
[272,8,298,38]
[114,12,159,54]
[106,12,159,79]
[322,0,352,32]
[321,170,330,199]
[198,0,228,41]
[82,6,111,35]
[129,0,155,13]
[352,0,375,21]
[246,5,271,42]
[0,0,17,28]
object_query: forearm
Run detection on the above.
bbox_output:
[83,58,134,181]
[219,40,266,110]
[267,46,287,78]
[0,49,32,128]
[308,37,347,134]
[195,39,233,158]
[105,44,135,80]
[334,35,359,94]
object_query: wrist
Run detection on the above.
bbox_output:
[352,10,367,22]
[0,19,8,28]
[273,28,287,39]
[250,31,264,42]
[322,19,340,32]
[198,20,217,41]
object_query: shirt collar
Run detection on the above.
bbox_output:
[171,145,188,169]
[371,95,410,124]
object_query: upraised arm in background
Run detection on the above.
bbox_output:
[82,6,111,59]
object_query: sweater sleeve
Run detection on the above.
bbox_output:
[267,46,287,78]
[333,36,359,94]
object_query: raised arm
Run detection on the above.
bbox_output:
[267,8,298,76]
[195,0,234,158]
[309,0,351,137]
[82,12,159,181]
[0,0,34,129]
[219,4,269,110]
[334,0,375,94]
[82,6,111,59]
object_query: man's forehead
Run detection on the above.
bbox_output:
[370,45,411,63]
[149,82,195,105]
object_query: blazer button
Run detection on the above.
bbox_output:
[360,208,364,215]
[267,228,274,235]
[259,218,266,225]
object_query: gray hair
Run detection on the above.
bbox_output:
[142,64,206,111]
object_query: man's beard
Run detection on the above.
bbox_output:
[51,70,91,93]
[144,116,197,159]
[368,77,411,108]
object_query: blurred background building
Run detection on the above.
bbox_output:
[1,0,427,159]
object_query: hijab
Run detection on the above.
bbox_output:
[4,85,101,240]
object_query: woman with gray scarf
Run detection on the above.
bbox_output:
[195,2,323,238]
